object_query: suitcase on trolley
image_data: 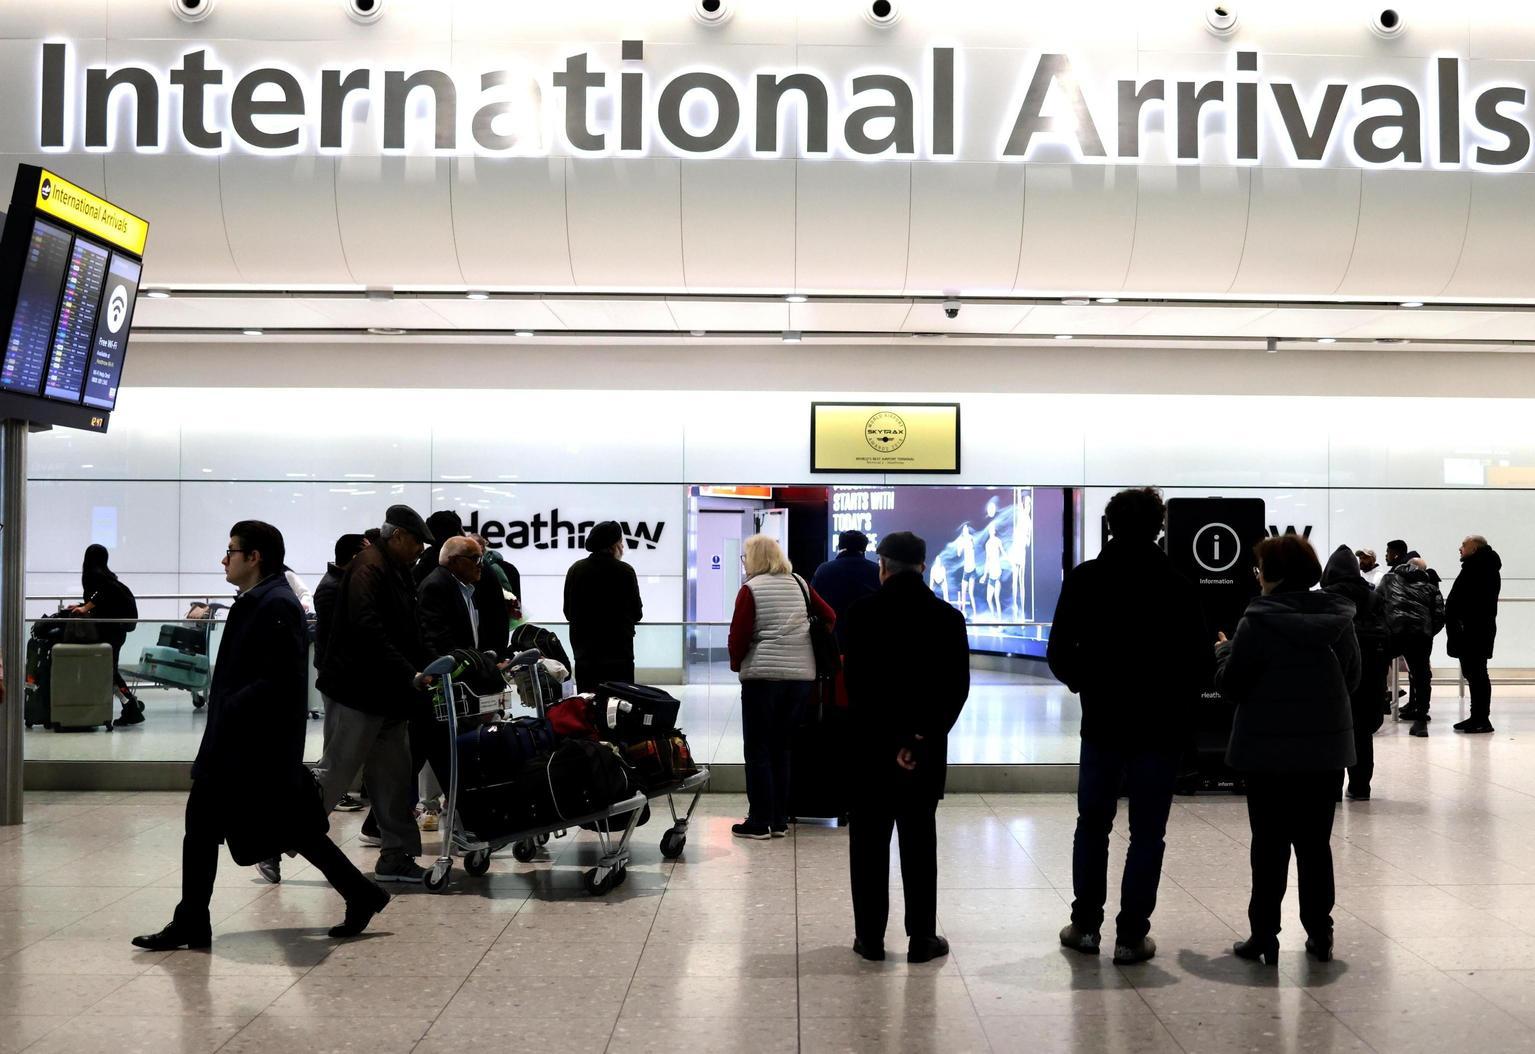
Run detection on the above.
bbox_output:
[456,717,557,789]
[48,643,115,732]
[596,682,681,741]
[138,645,210,690]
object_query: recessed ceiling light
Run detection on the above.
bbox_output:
[1062,297,1090,306]
[1054,334,1074,340]
[785,295,807,304]
[782,331,802,343]
[514,329,534,338]
[1400,300,1424,308]
[242,329,263,336]
[690,329,706,336]
[1317,337,1336,343]
[465,291,489,301]
[1095,297,1119,304]
[367,327,406,335]
[143,289,170,299]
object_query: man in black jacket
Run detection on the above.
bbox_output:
[132,522,388,951]
[563,521,643,693]
[810,529,882,650]
[1048,487,1211,966]
[1321,546,1390,800]
[315,532,369,815]
[1448,535,1502,734]
[842,531,970,965]
[1379,554,1445,736]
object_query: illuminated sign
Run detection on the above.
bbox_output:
[812,402,960,474]
[31,41,1535,169]
[33,169,149,255]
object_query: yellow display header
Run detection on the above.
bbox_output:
[33,169,148,256]
[812,402,961,474]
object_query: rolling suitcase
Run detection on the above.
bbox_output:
[48,643,115,732]
[24,636,54,729]
[138,645,210,690]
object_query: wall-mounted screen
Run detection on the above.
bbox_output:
[81,253,140,411]
[43,236,111,402]
[1,218,73,397]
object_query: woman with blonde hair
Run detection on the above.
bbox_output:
[726,534,836,839]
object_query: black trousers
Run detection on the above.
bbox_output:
[1070,740,1179,944]
[1245,769,1341,943]
[1459,655,1492,720]
[1347,640,1390,795]
[1397,633,1433,715]
[574,657,634,696]
[174,781,374,932]
[849,795,938,947]
[740,680,810,827]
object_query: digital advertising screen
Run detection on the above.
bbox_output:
[830,484,1075,658]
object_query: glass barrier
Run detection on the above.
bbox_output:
[20,618,1079,767]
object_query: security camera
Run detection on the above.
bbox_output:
[347,0,384,24]
[1372,8,1404,37]
[864,0,900,26]
[943,299,961,319]
[694,0,732,25]
[1205,4,1238,35]
[170,0,214,22]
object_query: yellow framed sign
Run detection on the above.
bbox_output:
[811,402,961,473]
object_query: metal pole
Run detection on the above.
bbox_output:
[0,419,26,824]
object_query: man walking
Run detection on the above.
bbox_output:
[842,531,970,964]
[1379,554,1445,737]
[1447,535,1502,734]
[1048,488,1211,965]
[132,522,388,951]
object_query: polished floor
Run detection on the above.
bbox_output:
[5,699,1535,1051]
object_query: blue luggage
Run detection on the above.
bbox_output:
[456,717,557,789]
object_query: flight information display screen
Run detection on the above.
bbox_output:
[81,253,140,412]
[1,218,73,396]
[43,236,111,401]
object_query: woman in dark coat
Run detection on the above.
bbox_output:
[1215,535,1359,965]
[1320,545,1391,801]
[72,544,143,725]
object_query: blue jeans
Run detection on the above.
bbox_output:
[1070,739,1179,944]
[740,680,811,827]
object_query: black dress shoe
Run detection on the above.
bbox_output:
[1305,935,1334,962]
[329,884,390,939]
[1398,708,1430,722]
[1233,937,1279,965]
[1455,718,1495,734]
[1409,719,1428,737]
[1346,788,1371,801]
[853,937,885,962]
[908,935,950,964]
[131,921,211,951]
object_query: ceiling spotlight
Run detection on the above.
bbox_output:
[242,329,263,336]
[785,294,807,304]
[1062,297,1091,306]
[514,329,534,338]
[143,288,170,299]
[367,327,406,335]
[1400,300,1424,308]
[1054,334,1074,340]
[465,291,489,301]
[782,331,802,343]
[1095,297,1119,304]
[1317,337,1336,343]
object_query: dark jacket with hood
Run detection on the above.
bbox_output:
[1447,544,1502,659]
[317,544,429,718]
[312,562,345,671]
[810,550,882,649]
[1215,590,1361,772]
[81,546,138,655]
[1320,546,1389,652]
[1378,561,1446,639]
[1047,538,1212,750]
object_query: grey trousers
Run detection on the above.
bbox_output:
[314,700,421,863]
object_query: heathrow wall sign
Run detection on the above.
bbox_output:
[33,41,1534,169]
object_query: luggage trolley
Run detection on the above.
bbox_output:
[423,649,650,895]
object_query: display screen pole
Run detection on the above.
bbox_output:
[0,418,24,824]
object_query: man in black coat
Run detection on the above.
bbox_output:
[1447,535,1502,734]
[842,531,970,965]
[1378,555,1445,736]
[316,532,369,814]
[132,521,388,951]
[563,521,643,693]
[1321,545,1390,799]
[1047,487,1211,966]
[810,529,882,650]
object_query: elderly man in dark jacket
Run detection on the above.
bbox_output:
[1448,535,1502,734]
[563,521,643,693]
[1378,555,1445,736]
[1049,487,1211,966]
[810,530,881,649]
[842,531,970,965]
[132,521,388,951]
[1216,535,1359,965]
[1321,546,1390,800]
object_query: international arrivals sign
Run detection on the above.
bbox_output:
[33,41,1535,169]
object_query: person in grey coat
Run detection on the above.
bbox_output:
[1215,534,1360,966]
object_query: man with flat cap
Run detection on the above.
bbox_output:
[811,529,882,651]
[840,530,971,964]
[563,520,644,693]
[288,504,437,884]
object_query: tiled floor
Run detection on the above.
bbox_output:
[5,698,1535,1051]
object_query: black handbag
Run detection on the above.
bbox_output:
[792,574,842,680]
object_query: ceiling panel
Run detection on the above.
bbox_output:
[1235,309,1394,338]
[133,298,333,329]
[1014,305,1154,334]
[665,300,790,331]
[541,299,680,330]
[418,300,568,331]
[305,300,457,329]
[790,302,913,332]
[902,303,1033,334]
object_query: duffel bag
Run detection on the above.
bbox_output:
[596,682,682,741]
[538,740,634,821]
[509,622,573,672]
[621,733,698,789]
[448,648,507,696]
[547,695,600,740]
[457,770,558,839]
[456,717,557,788]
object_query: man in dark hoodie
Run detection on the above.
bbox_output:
[1320,546,1390,800]
[1447,535,1502,734]
[1378,553,1445,737]
[1049,488,1211,966]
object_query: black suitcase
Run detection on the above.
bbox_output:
[596,682,682,741]
[23,636,54,730]
[790,699,851,823]
[456,718,556,789]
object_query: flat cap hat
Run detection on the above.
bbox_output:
[876,530,926,565]
[384,504,433,544]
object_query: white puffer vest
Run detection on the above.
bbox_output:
[740,572,816,682]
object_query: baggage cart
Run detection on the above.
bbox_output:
[423,649,658,896]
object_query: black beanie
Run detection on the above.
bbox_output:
[585,521,623,553]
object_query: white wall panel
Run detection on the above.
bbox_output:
[335,156,462,286]
[221,156,350,285]
[1337,171,1472,297]
[566,158,684,289]
[1015,165,1137,294]
[104,154,240,284]
[0,0,103,38]
[1443,174,1535,299]
[905,162,1025,295]
[453,158,574,289]
[680,159,795,292]
[795,161,910,293]
[27,404,180,480]
[1123,166,1250,294]
[1231,168,1361,295]
[26,480,180,573]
